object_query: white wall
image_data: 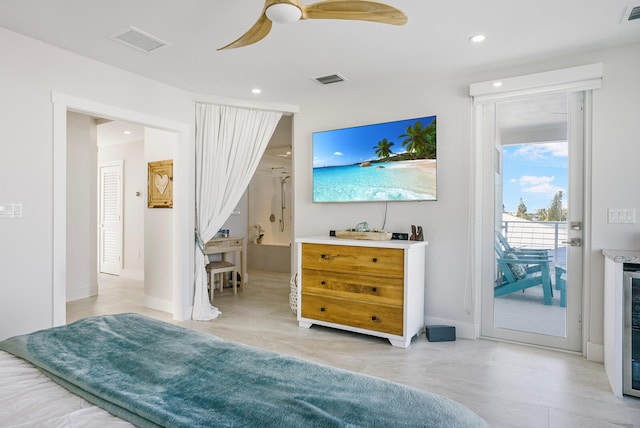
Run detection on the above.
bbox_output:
[293,42,640,349]
[588,44,640,349]
[66,112,98,300]
[98,140,145,280]
[144,128,176,311]
[0,26,194,340]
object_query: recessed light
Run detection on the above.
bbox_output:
[252,88,262,94]
[123,130,132,135]
[470,34,486,43]
[493,81,503,88]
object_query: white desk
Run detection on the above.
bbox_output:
[204,237,246,292]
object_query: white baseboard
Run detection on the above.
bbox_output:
[143,294,172,314]
[424,315,478,340]
[66,284,98,302]
[587,341,604,362]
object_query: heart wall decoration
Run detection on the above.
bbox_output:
[148,160,173,208]
[154,173,169,195]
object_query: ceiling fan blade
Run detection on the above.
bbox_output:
[218,14,273,50]
[302,0,407,25]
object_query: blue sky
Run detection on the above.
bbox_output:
[502,142,568,213]
[313,115,435,168]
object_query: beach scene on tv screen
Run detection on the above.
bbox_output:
[313,115,437,202]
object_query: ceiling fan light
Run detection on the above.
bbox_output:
[266,3,302,24]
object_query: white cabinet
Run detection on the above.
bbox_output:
[296,236,428,348]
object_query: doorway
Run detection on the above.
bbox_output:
[96,120,146,281]
[52,93,193,326]
[247,115,293,274]
[477,91,585,351]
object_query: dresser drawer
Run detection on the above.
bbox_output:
[301,293,403,336]
[301,243,404,277]
[301,268,403,306]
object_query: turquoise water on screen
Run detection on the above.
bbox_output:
[313,161,436,202]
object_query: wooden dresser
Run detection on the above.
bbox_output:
[296,236,428,348]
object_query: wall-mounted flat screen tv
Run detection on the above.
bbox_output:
[313,115,437,203]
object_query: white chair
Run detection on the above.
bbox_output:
[206,261,237,300]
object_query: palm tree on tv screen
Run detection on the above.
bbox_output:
[399,120,437,159]
[373,138,395,160]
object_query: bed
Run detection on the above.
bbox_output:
[0,313,488,427]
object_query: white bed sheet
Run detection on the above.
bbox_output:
[0,350,133,427]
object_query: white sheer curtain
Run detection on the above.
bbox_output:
[193,103,283,320]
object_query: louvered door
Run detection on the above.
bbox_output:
[99,161,123,275]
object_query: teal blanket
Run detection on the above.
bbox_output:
[0,314,488,427]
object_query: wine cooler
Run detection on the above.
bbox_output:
[623,265,640,397]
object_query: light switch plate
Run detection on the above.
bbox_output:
[608,208,636,224]
[0,203,22,218]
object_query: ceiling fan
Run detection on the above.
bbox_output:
[218,0,407,50]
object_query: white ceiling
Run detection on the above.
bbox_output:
[0,0,638,107]
[96,120,145,147]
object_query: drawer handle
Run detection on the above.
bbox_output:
[372,257,378,262]
[371,287,377,292]
[320,307,326,312]
[321,254,326,259]
[371,315,380,322]
[321,281,326,285]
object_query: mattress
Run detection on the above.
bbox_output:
[0,350,132,427]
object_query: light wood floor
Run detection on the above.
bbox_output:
[67,271,640,428]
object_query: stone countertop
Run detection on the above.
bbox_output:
[602,249,640,264]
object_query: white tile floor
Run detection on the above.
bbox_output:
[67,271,640,428]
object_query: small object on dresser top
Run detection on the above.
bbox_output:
[409,225,424,241]
[334,230,392,240]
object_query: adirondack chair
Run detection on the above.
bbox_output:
[494,239,554,305]
[496,230,549,257]
[554,265,567,308]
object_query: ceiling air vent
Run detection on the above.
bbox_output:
[313,73,347,85]
[622,5,640,23]
[110,26,170,53]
